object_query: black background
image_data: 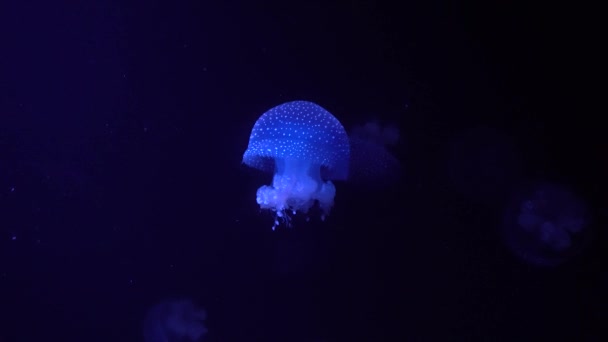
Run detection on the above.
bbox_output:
[1,0,604,341]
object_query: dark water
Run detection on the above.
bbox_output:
[0,1,603,341]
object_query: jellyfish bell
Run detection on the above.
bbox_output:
[347,121,401,189]
[351,121,382,144]
[242,100,350,229]
[166,300,207,339]
[143,299,208,342]
[501,181,591,267]
[351,120,400,146]
[381,123,400,146]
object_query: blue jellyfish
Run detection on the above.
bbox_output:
[502,181,591,267]
[347,121,401,188]
[143,299,208,342]
[243,101,350,229]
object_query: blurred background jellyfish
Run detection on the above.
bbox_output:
[143,299,208,342]
[447,125,522,203]
[347,121,401,188]
[501,181,591,267]
[242,100,350,229]
[351,120,399,146]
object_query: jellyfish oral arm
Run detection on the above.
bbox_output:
[256,157,336,228]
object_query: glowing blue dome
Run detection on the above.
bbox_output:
[243,100,350,229]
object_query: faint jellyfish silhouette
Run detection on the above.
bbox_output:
[502,181,591,267]
[143,299,208,342]
[447,125,522,202]
[347,121,401,189]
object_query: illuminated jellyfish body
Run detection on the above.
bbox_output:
[502,181,591,267]
[447,125,522,202]
[347,121,401,188]
[143,299,208,342]
[242,100,350,229]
